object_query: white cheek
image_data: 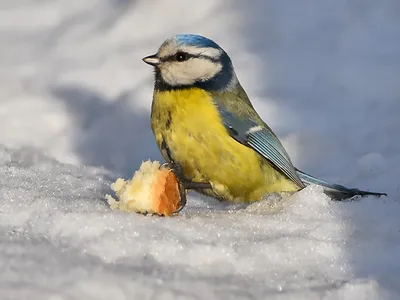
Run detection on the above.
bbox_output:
[160,60,222,86]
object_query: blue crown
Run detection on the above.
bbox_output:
[174,34,221,49]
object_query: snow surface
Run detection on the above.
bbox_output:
[1,0,400,299]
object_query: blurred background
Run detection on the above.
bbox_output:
[1,0,399,195]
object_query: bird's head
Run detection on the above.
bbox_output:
[143,34,236,91]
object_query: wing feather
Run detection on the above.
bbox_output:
[217,105,305,188]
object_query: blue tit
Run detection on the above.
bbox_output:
[143,34,386,202]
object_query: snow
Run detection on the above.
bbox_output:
[1,0,400,299]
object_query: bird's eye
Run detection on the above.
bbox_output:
[175,52,188,62]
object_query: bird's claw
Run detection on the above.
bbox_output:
[159,162,187,214]
[159,162,212,214]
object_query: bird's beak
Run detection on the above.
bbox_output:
[142,54,160,66]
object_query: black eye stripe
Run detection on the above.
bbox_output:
[198,55,219,63]
[160,53,219,63]
[161,52,193,62]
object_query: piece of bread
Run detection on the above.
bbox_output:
[106,161,184,216]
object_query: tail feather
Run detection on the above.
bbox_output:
[296,169,387,200]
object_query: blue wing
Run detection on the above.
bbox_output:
[212,88,386,200]
[217,107,306,188]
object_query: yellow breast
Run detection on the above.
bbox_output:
[151,88,298,202]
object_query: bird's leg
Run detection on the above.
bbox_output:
[184,182,212,190]
[161,161,211,189]
[160,162,212,213]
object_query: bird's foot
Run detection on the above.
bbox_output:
[160,162,212,213]
[159,162,187,214]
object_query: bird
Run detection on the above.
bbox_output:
[142,34,386,203]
